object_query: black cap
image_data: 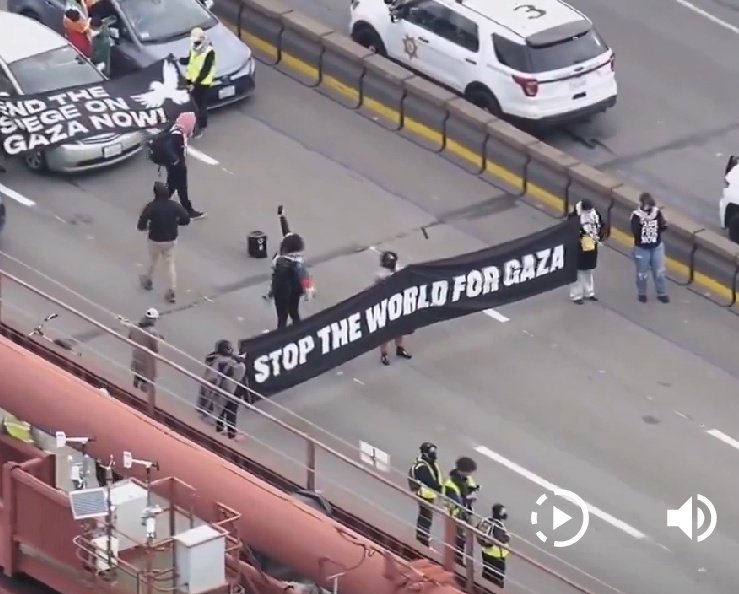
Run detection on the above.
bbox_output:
[580,198,593,211]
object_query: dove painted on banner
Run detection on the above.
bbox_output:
[131,60,190,109]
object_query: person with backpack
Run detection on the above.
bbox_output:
[197,339,240,421]
[137,181,190,304]
[215,349,247,440]
[148,111,205,220]
[266,206,315,329]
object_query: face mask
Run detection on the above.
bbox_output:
[192,40,203,50]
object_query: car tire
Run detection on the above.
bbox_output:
[352,24,387,56]
[23,151,48,174]
[465,86,503,118]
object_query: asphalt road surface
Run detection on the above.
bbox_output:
[1,6,739,594]
[288,0,739,229]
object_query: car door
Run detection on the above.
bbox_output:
[37,0,67,34]
[429,8,481,91]
[391,0,455,86]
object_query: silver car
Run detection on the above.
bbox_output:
[0,12,143,173]
[8,0,256,108]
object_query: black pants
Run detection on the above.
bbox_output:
[191,85,209,131]
[454,528,466,565]
[481,554,505,587]
[166,164,193,213]
[216,396,239,438]
[416,501,434,546]
[275,291,301,329]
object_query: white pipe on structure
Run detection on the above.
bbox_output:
[0,335,459,594]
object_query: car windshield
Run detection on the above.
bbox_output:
[8,46,104,95]
[119,0,217,43]
[526,29,608,73]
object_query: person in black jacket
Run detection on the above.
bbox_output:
[267,206,315,329]
[408,442,442,546]
[163,112,205,220]
[630,192,669,303]
[137,181,190,304]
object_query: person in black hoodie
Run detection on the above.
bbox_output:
[630,192,669,303]
[162,112,205,220]
[267,206,315,329]
[137,181,190,304]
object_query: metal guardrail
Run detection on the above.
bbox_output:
[0,258,627,594]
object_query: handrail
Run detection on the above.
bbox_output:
[0,263,626,594]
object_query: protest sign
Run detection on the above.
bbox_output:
[239,218,580,396]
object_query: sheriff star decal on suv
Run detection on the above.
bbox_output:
[402,35,418,60]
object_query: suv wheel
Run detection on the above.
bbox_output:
[23,151,48,173]
[352,24,387,56]
[465,86,502,117]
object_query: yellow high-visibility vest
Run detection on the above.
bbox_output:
[411,458,441,501]
[442,479,465,518]
[3,414,33,443]
[479,518,510,559]
[186,47,215,87]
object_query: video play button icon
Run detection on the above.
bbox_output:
[531,489,590,548]
[552,506,572,530]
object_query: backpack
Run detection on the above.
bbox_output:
[147,129,174,166]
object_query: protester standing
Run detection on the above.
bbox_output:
[63,8,91,57]
[568,199,604,304]
[180,28,216,138]
[137,181,190,304]
[128,308,161,393]
[89,16,111,76]
[159,112,206,220]
[197,339,241,423]
[630,192,669,303]
[375,250,412,365]
[268,206,315,329]
[215,351,247,440]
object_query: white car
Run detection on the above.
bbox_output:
[719,156,739,229]
[350,0,617,126]
[0,12,143,173]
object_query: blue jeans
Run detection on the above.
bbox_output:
[634,244,667,297]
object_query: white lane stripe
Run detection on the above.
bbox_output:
[706,429,739,451]
[673,0,739,35]
[483,308,509,323]
[0,182,35,207]
[474,445,647,540]
[187,146,219,166]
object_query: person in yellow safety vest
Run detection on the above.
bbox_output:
[442,457,479,565]
[407,442,442,546]
[2,413,34,444]
[477,503,510,588]
[179,27,216,138]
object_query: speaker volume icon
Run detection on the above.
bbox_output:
[666,495,717,542]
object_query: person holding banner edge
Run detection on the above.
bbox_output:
[375,250,412,366]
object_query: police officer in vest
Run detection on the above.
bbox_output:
[180,27,216,138]
[443,457,479,564]
[407,442,442,546]
[477,503,510,587]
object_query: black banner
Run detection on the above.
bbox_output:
[240,219,580,396]
[0,58,192,155]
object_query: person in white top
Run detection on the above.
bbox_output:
[375,251,412,366]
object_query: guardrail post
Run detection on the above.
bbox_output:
[0,270,3,322]
[146,382,155,416]
[464,524,475,592]
[306,440,316,491]
[441,514,455,572]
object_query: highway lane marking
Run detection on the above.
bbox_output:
[673,0,739,35]
[186,146,219,166]
[359,440,390,471]
[706,428,739,451]
[225,25,737,303]
[0,182,35,207]
[474,445,648,540]
[483,308,509,323]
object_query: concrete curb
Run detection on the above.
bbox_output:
[218,0,739,308]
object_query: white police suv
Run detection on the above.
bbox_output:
[350,0,617,125]
[720,156,739,229]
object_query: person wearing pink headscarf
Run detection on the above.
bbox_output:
[163,111,205,220]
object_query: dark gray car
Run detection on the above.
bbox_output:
[7,0,255,107]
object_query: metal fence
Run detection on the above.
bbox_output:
[0,256,628,594]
